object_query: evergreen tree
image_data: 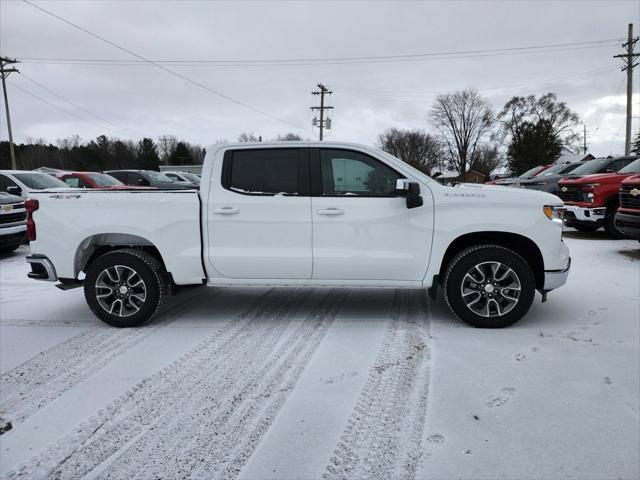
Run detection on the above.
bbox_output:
[137,138,160,170]
[168,142,194,165]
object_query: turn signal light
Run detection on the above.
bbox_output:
[24,199,39,241]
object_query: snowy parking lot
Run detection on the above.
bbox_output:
[0,232,638,480]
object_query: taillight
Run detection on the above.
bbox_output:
[25,199,39,241]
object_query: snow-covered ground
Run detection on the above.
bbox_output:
[0,232,638,480]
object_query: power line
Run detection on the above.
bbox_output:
[19,71,144,137]
[333,66,618,97]
[21,0,309,134]
[339,66,620,104]
[15,39,622,67]
[8,80,132,137]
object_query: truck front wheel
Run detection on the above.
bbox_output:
[443,245,535,328]
[84,249,168,327]
[603,207,625,239]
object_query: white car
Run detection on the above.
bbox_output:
[25,142,570,328]
[0,170,70,199]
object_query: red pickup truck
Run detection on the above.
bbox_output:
[556,156,640,238]
[615,174,640,240]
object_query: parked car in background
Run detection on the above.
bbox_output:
[0,192,27,254]
[519,161,588,194]
[105,170,192,189]
[0,170,70,199]
[557,156,640,238]
[56,172,153,190]
[162,171,201,189]
[615,174,640,240]
[486,164,553,186]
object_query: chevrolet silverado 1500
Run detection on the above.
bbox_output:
[25,142,570,328]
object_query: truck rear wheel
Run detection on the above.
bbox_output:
[443,245,535,328]
[84,249,168,327]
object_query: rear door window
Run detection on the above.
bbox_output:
[223,149,300,195]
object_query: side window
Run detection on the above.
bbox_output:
[127,173,142,185]
[63,175,81,188]
[108,172,124,182]
[319,149,402,196]
[0,174,19,193]
[166,173,179,181]
[225,149,299,195]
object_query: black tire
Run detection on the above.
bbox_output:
[84,248,168,327]
[0,244,20,254]
[443,245,536,328]
[603,207,625,239]
[573,224,600,233]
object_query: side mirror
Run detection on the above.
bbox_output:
[395,179,423,209]
[7,186,21,196]
[137,178,150,186]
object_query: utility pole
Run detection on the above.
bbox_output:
[583,124,587,154]
[311,83,333,141]
[0,57,19,169]
[614,24,639,156]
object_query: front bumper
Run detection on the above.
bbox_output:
[615,211,640,239]
[564,205,606,224]
[543,257,571,291]
[26,254,58,282]
[0,225,27,247]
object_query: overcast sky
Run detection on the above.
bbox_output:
[1,0,639,156]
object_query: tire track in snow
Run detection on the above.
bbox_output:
[6,288,346,480]
[323,289,431,480]
[0,287,207,426]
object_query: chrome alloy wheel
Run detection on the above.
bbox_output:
[460,261,521,318]
[95,265,147,317]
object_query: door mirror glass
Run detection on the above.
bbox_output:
[6,186,21,196]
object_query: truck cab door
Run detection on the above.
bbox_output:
[310,148,432,282]
[205,147,312,280]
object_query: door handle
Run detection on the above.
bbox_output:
[213,206,240,215]
[317,208,344,216]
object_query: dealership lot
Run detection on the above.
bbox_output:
[0,232,638,480]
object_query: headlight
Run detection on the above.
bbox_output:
[583,183,601,189]
[544,205,565,222]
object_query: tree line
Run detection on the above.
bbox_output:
[378,90,586,178]
[0,132,304,171]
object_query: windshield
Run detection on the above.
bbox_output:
[86,173,123,186]
[13,173,68,189]
[145,171,175,183]
[519,166,543,178]
[181,172,201,183]
[569,159,610,175]
[619,158,640,174]
[539,163,580,176]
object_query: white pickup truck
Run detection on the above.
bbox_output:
[25,142,570,328]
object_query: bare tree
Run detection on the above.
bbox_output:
[237,132,259,142]
[429,88,495,175]
[157,135,177,164]
[274,133,303,141]
[469,144,503,177]
[377,128,444,175]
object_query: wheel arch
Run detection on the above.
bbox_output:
[75,233,168,279]
[438,231,545,290]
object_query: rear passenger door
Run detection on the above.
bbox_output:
[206,148,312,279]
